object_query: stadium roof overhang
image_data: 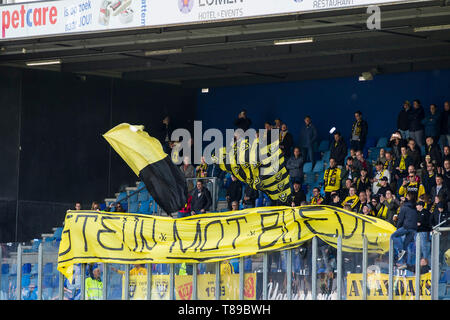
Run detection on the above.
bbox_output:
[0,0,449,87]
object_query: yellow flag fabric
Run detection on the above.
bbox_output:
[103,123,188,214]
[103,123,166,175]
[57,205,396,281]
[213,137,291,203]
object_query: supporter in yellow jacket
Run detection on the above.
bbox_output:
[398,174,425,200]
[341,186,360,210]
[323,158,342,203]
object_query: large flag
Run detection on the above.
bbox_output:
[103,123,188,215]
[213,134,291,204]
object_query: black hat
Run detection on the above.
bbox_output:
[380,176,388,181]
[437,202,445,209]
[417,201,425,207]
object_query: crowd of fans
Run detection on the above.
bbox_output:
[68,99,450,297]
[172,99,450,270]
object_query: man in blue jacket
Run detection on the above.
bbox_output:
[391,191,418,263]
[299,115,318,164]
[422,104,441,141]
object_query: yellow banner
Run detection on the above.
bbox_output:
[122,274,257,300]
[346,273,431,300]
[57,205,396,280]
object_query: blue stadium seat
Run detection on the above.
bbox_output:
[322,150,330,162]
[138,200,152,214]
[365,137,377,149]
[318,140,329,152]
[304,172,315,184]
[31,239,41,251]
[117,191,127,202]
[315,171,324,183]
[376,137,388,148]
[53,228,63,241]
[138,188,150,202]
[128,190,138,203]
[303,162,313,173]
[129,201,140,213]
[43,263,53,274]
[313,160,324,173]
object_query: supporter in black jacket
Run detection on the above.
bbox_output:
[279,123,294,158]
[234,109,252,131]
[330,193,342,208]
[191,180,212,214]
[226,175,242,210]
[416,202,432,233]
[408,100,426,147]
[330,131,347,167]
[388,131,407,160]
[406,138,422,169]
[440,101,450,138]
[397,101,411,137]
[421,163,436,195]
[243,185,259,208]
[290,181,306,207]
[430,174,449,203]
[394,146,414,180]
[430,202,450,228]
[425,137,442,168]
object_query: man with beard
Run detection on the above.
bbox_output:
[279,123,294,158]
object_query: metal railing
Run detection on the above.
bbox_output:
[1,226,449,300]
[106,177,219,216]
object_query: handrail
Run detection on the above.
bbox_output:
[107,177,219,208]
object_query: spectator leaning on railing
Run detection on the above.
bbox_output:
[191,180,212,215]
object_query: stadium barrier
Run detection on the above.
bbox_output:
[1,227,448,300]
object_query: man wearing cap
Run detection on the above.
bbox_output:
[376,176,392,197]
[415,201,432,262]
[372,161,390,194]
[431,202,450,228]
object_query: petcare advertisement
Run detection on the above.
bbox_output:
[0,0,150,39]
[1,0,408,40]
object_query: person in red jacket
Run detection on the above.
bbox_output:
[178,195,192,218]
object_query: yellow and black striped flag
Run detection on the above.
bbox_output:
[103,123,188,215]
[213,136,291,204]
